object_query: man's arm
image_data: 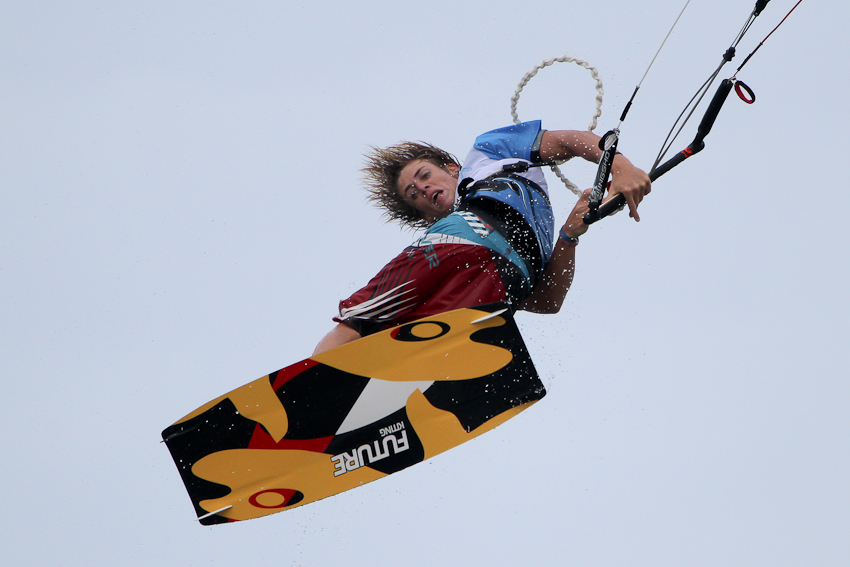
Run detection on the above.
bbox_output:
[313,322,361,356]
[522,131,652,315]
[519,189,590,314]
[519,237,576,314]
[539,130,651,221]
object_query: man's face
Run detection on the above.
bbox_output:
[396,159,459,224]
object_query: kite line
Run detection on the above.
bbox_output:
[589,0,805,224]
[511,0,805,224]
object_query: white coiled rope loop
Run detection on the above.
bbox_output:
[511,55,604,196]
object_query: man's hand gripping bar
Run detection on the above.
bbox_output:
[583,78,738,225]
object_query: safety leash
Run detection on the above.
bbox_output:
[510,55,605,197]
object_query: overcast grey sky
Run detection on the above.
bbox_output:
[2,1,847,566]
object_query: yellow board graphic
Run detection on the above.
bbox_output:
[162,303,544,525]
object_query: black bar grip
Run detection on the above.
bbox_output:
[694,79,734,146]
[644,80,733,188]
[584,193,626,225]
[648,148,692,181]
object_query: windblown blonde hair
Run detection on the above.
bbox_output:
[361,142,459,229]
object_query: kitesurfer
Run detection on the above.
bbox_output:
[313,120,650,354]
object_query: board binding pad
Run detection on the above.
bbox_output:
[162,302,545,525]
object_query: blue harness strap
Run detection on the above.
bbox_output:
[458,173,556,276]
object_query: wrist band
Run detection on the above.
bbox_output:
[559,227,579,245]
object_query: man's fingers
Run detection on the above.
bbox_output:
[623,182,649,221]
[627,195,640,222]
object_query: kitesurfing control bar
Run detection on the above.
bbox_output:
[583,79,736,225]
[580,0,800,226]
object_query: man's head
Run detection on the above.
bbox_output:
[362,142,460,229]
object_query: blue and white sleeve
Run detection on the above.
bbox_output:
[460,120,548,192]
[471,120,544,162]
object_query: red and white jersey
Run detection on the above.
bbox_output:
[336,211,528,336]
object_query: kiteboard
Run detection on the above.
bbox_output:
[162,302,544,525]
